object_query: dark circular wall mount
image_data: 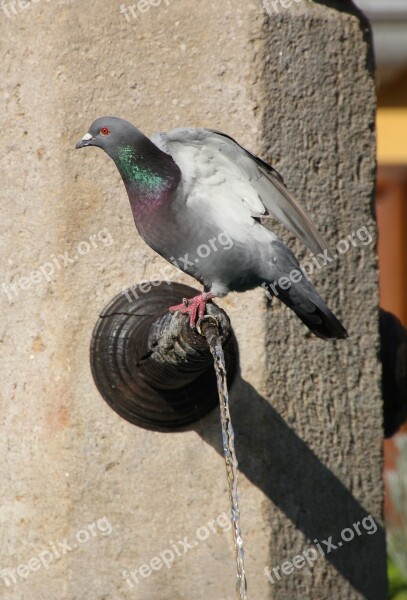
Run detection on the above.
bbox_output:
[90,281,238,432]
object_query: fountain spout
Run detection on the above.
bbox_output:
[90,281,238,431]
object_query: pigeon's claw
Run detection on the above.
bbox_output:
[169,292,214,328]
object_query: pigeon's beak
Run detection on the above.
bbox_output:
[76,133,94,149]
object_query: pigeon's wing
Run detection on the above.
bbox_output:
[152,128,330,256]
[151,129,262,232]
[208,130,331,256]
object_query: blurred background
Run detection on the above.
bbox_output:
[356,1,407,597]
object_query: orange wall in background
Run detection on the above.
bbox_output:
[376,70,407,521]
[377,167,407,328]
[376,70,407,327]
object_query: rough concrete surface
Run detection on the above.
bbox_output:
[0,0,385,599]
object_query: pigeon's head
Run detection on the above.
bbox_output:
[76,116,143,158]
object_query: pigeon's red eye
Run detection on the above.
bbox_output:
[100,127,110,136]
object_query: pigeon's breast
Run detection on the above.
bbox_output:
[131,184,273,295]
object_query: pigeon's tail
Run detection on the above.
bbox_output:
[266,282,348,340]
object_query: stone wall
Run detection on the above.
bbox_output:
[0,0,385,598]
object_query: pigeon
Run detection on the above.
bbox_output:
[76,116,347,340]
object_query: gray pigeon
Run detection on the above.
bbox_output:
[76,116,347,339]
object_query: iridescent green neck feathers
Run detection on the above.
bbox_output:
[117,145,167,191]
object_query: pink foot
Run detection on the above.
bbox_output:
[169,292,214,328]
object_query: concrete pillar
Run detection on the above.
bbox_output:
[0,0,385,599]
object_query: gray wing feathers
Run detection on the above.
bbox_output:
[209,129,331,256]
[152,127,330,256]
[256,165,331,257]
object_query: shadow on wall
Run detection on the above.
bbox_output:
[194,371,387,598]
[312,0,368,17]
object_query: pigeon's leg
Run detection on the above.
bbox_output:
[169,292,215,328]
